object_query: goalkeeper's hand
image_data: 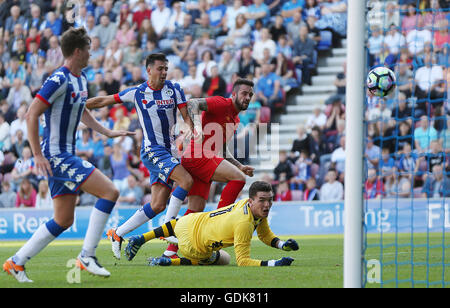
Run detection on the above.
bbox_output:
[149,256,172,266]
[274,257,294,266]
[282,239,299,251]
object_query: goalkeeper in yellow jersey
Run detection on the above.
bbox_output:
[124,181,299,267]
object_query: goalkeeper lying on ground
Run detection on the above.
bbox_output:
[124,181,299,267]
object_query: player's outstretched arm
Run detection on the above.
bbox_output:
[81,108,135,138]
[85,94,118,110]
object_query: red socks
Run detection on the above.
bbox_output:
[217,180,245,209]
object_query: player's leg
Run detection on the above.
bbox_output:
[115,183,171,240]
[125,218,178,261]
[3,194,77,283]
[162,164,193,223]
[163,180,209,258]
[76,169,119,277]
[211,159,246,208]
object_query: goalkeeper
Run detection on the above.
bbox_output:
[125,181,299,267]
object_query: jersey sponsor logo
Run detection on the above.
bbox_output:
[148,99,175,109]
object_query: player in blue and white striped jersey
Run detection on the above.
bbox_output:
[3,28,135,283]
[86,53,194,260]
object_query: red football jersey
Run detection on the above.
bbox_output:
[186,96,240,157]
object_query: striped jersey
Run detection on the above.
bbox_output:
[36,67,89,157]
[114,80,187,153]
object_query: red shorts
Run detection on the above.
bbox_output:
[181,155,224,200]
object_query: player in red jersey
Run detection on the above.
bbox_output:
[162,78,255,257]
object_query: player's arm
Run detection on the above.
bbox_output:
[85,94,120,110]
[186,97,208,124]
[256,218,299,252]
[225,145,254,177]
[25,97,53,177]
[81,108,135,138]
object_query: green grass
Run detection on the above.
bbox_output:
[1,234,448,288]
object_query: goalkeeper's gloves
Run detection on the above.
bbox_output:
[262,257,294,267]
[149,256,172,266]
[281,239,299,251]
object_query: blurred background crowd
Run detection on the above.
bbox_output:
[0,0,448,208]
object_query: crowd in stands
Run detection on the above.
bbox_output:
[269,0,449,202]
[0,0,448,208]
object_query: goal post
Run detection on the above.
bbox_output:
[343,0,366,288]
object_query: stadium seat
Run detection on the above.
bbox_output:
[272,89,287,113]
[317,31,333,51]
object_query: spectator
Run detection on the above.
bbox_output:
[115,21,136,49]
[132,0,151,30]
[118,174,144,206]
[11,38,27,65]
[223,13,251,52]
[414,115,438,154]
[384,171,412,198]
[367,26,385,67]
[272,51,298,92]
[76,128,95,163]
[202,65,227,97]
[422,164,450,198]
[137,18,158,51]
[275,179,292,202]
[237,46,260,79]
[291,124,310,158]
[35,179,53,209]
[291,150,313,191]
[4,5,26,34]
[379,147,396,176]
[391,92,413,125]
[330,135,346,177]
[0,180,16,208]
[4,57,27,88]
[280,0,304,24]
[426,140,445,173]
[207,0,227,29]
[110,142,131,192]
[246,0,271,28]
[125,66,146,87]
[0,111,10,151]
[255,62,283,112]
[274,150,294,182]
[43,11,62,36]
[103,70,121,96]
[225,0,248,31]
[218,50,239,85]
[46,35,64,72]
[413,53,445,117]
[320,168,344,201]
[191,32,216,63]
[303,177,319,201]
[384,23,406,56]
[180,65,204,98]
[269,15,288,44]
[315,0,347,48]
[365,136,381,170]
[151,0,171,40]
[286,11,306,43]
[309,125,327,166]
[172,34,195,68]
[401,3,422,36]
[104,39,123,73]
[92,14,117,49]
[406,17,432,56]
[196,50,217,81]
[275,34,293,59]
[253,28,277,65]
[15,178,36,208]
[364,168,385,200]
[367,99,392,123]
[292,25,316,85]
[6,78,32,113]
[306,106,327,131]
[433,19,449,54]
[10,105,28,141]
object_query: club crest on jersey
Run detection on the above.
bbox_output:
[165,88,174,97]
[82,161,93,169]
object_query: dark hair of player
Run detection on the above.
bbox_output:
[60,27,91,58]
[249,181,273,199]
[145,53,168,68]
[232,78,254,92]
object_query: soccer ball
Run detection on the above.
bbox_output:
[366,66,396,97]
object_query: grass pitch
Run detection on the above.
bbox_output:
[1,234,448,288]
